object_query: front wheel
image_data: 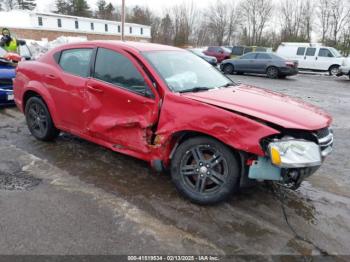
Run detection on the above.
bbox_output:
[25,96,60,141]
[171,137,240,205]
[329,65,340,76]
[223,64,234,75]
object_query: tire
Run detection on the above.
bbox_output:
[329,65,340,76]
[223,64,234,75]
[266,66,279,79]
[25,96,60,141]
[171,136,240,205]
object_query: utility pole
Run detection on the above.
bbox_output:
[121,0,125,41]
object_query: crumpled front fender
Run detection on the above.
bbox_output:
[153,93,280,164]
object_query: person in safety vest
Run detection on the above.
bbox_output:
[0,28,26,53]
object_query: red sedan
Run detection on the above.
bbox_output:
[13,41,333,204]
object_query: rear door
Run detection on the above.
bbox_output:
[302,47,317,70]
[46,48,94,132]
[84,47,159,154]
[255,53,272,73]
[295,47,306,68]
[236,53,257,72]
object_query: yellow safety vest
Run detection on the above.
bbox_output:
[4,38,18,53]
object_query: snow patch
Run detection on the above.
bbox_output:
[26,36,87,59]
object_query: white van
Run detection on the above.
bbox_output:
[276,42,344,75]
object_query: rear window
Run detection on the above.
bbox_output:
[256,47,267,52]
[305,48,316,56]
[297,47,306,56]
[59,48,93,78]
[244,47,253,54]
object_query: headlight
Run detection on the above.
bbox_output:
[268,140,321,168]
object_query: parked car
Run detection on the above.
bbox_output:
[221,52,298,79]
[203,46,231,63]
[0,48,21,106]
[336,65,350,78]
[14,41,333,204]
[276,42,344,75]
[230,45,273,58]
[188,48,217,66]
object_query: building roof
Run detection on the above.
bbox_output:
[0,10,151,29]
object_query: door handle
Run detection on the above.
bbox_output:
[315,57,318,60]
[87,85,103,93]
[45,74,56,79]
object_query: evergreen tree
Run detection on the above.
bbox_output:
[55,0,70,15]
[68,0,91,17]
[17,0,36,10]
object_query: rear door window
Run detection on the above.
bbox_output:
[241,53,256,59]
[256,53,271,59]
[296,47,306,56]
[305,48,316,56]
[318,48,334,57]
[93,48,150,97]
[59,48,93,77]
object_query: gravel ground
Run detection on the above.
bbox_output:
[0,73,349,257]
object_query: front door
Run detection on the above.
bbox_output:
[84,47,159,154]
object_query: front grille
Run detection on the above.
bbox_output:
[0,78,13,86]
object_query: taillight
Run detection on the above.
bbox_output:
[285,61,295,68]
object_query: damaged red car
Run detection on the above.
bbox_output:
[13,41,333,204]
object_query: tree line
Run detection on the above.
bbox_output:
[1,0,350,53]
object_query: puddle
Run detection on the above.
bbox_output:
[0,170,42,191]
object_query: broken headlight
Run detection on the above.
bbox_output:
[268,139,321,168]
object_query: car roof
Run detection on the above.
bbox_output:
[59,40,183,53]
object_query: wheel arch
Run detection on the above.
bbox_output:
[328,64,341,71]
[166,130,243,170]
[22,82,60,127]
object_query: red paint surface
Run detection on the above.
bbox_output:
[13,41,332,167]
[203,47,231,63]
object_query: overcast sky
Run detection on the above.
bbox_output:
[36,0,215,14]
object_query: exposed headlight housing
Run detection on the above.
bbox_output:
[268,139,321,168]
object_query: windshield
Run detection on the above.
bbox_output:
[330,47,343,58]
[189,49,203,56]
[143,51,233,93]
[222,47,231,53]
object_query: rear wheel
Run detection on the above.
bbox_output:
[266,66,279,79]
[223,64,234,75]
[171,137,240,205]
[329,65,340,76]
[25,97,60,141]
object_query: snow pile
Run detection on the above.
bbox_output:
[26,36,87,59]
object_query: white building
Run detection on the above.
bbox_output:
[0,10,151,41]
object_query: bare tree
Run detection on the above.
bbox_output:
[318,0,332,44]
[238,0,273,45]
[328,0,350,45]
[171,1,198,46]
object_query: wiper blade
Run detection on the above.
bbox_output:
[218,82,234,88]
[179,87,211,93]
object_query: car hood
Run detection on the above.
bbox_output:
[182,85,332,130]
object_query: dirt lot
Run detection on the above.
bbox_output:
[0,73,349,256]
